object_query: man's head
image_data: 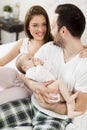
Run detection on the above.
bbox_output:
[16,53,33,74]
[51,4,86,47]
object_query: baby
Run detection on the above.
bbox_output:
[16,53,55,82]
[16,53,83,118]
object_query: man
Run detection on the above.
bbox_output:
[33,3,87,113]
[21,3,87,129]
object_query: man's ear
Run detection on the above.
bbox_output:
[62,26,67,33]
[60,26,68,36]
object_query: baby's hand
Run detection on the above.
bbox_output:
[33,58,44,66]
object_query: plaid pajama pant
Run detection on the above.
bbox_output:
[0,97,71,130]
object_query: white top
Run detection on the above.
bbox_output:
[20,38,29,53]
[31,41,87,119]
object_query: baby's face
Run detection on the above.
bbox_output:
[25,55,34,68]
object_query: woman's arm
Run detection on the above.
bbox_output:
[0,39,22,66]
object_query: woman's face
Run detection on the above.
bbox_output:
[29,15,47,41]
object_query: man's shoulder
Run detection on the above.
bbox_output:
[35,41,61,60]
[77,57,87,72]
[42,41,54,48]
[41,41,61,51]
[79,57,87,65]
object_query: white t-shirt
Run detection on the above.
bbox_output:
[31,41,87,119]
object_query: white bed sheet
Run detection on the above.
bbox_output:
[0,42,87,130]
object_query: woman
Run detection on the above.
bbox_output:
[0,5,53,66]
[0,5,53,100]
[0,5,53,129]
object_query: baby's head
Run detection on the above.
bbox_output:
[16,53,33,74]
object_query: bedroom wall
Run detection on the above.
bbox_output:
[0,0,87,44]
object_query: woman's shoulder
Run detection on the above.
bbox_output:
[22,38,29,43]
[20,38,29,53]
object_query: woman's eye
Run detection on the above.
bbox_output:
[43,23,47,26]
[32,24,37,27]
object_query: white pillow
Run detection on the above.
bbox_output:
[0,67,18,90]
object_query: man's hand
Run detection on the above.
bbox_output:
[35,89,67,115]
[20,73,48,92]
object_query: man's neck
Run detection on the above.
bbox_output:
[63,39,83,63]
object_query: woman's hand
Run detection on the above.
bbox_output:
[80,45,87,58]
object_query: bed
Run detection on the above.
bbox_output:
[0,42,87,130]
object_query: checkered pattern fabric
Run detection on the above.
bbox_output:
[0,98,71,130]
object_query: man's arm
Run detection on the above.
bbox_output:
[20,74,47,92]
[52,102,67,115]
[74,60,87,112]
[54,91,87,114]
[75,90,87,112]
[21,74,68,114]
[22,74,87,114]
